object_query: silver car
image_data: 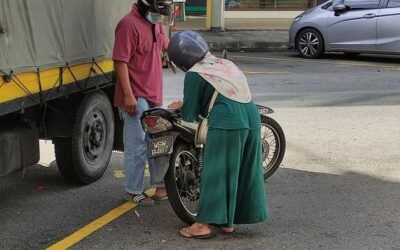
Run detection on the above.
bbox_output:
[289,0,400,58]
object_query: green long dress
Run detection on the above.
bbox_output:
[181,72,268,227]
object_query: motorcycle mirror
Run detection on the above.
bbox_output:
[167,59,177,74]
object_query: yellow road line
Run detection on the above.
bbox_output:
[113,164,150,179]
[46,188,156,250]
[113,170,124,178]
[145,167,150,177]
[232,55,400,70]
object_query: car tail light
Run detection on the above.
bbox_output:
[142,116,172,133]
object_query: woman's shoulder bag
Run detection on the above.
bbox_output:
[195,90,218,145]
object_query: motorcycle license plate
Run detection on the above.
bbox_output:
[148,136,174,158]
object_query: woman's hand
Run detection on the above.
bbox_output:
[168,100,183,110]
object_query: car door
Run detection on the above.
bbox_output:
[327,0,381,51]
[376,0,400,52]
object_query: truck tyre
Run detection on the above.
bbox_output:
[54,91,114,184]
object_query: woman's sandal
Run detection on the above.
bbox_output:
[218,227,235,234]
[179,227,215,239]
[125,193,154,206]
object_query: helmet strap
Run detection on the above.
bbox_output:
[137,0,149,19]
[152,24,156,43]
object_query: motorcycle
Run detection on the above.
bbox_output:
[141,105,286,224]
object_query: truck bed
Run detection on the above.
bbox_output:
[0,0,133,116]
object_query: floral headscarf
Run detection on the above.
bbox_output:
[188,52,252,103]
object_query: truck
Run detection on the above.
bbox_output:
[0,0,143,184]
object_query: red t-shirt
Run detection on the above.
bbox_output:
[112,4,169,107]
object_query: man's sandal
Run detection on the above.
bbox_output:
[153,194,168,201]
[125,193,154,206]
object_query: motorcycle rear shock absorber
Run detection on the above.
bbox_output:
[196,145,204,171]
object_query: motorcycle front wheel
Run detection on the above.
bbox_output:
[260,115,286,179]
[164,143,199,225]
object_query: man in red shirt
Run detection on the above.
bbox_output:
[113,0,171,205]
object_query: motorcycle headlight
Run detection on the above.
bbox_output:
[293,15,303,23]
[142,116,173,133]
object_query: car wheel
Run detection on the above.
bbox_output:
[296,28,324,59]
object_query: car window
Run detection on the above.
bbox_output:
[343,0,380,9]
[322,0,338,10]
[387,0,400,7]
[322,2,333,9]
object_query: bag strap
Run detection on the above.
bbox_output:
[206,90,218,118]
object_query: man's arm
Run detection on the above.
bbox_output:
[114,61,137,116]
[160,24,170,50]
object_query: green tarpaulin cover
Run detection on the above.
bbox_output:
[0,0,134,75]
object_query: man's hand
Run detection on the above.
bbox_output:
[124,94,138,116]
[114,61,137,116]
[168,100,183,110]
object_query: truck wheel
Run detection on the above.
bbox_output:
[54,91,114,184]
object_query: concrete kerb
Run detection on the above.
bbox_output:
[199,30,290,52]
[208,41,290,52]
[172,14,294,52]
[171,29,291,52]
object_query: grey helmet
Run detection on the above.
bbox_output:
[168,30,210,72]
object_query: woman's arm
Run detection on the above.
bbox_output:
[181,72,204,122]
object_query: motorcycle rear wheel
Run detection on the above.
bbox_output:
[164,143,199,225]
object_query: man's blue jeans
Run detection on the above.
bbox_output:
[119,97,166,195]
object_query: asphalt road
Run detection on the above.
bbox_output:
[1,52,400,250]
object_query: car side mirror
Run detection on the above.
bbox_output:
[333,4,348,16]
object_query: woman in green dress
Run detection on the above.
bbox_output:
[167,31,268,239]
